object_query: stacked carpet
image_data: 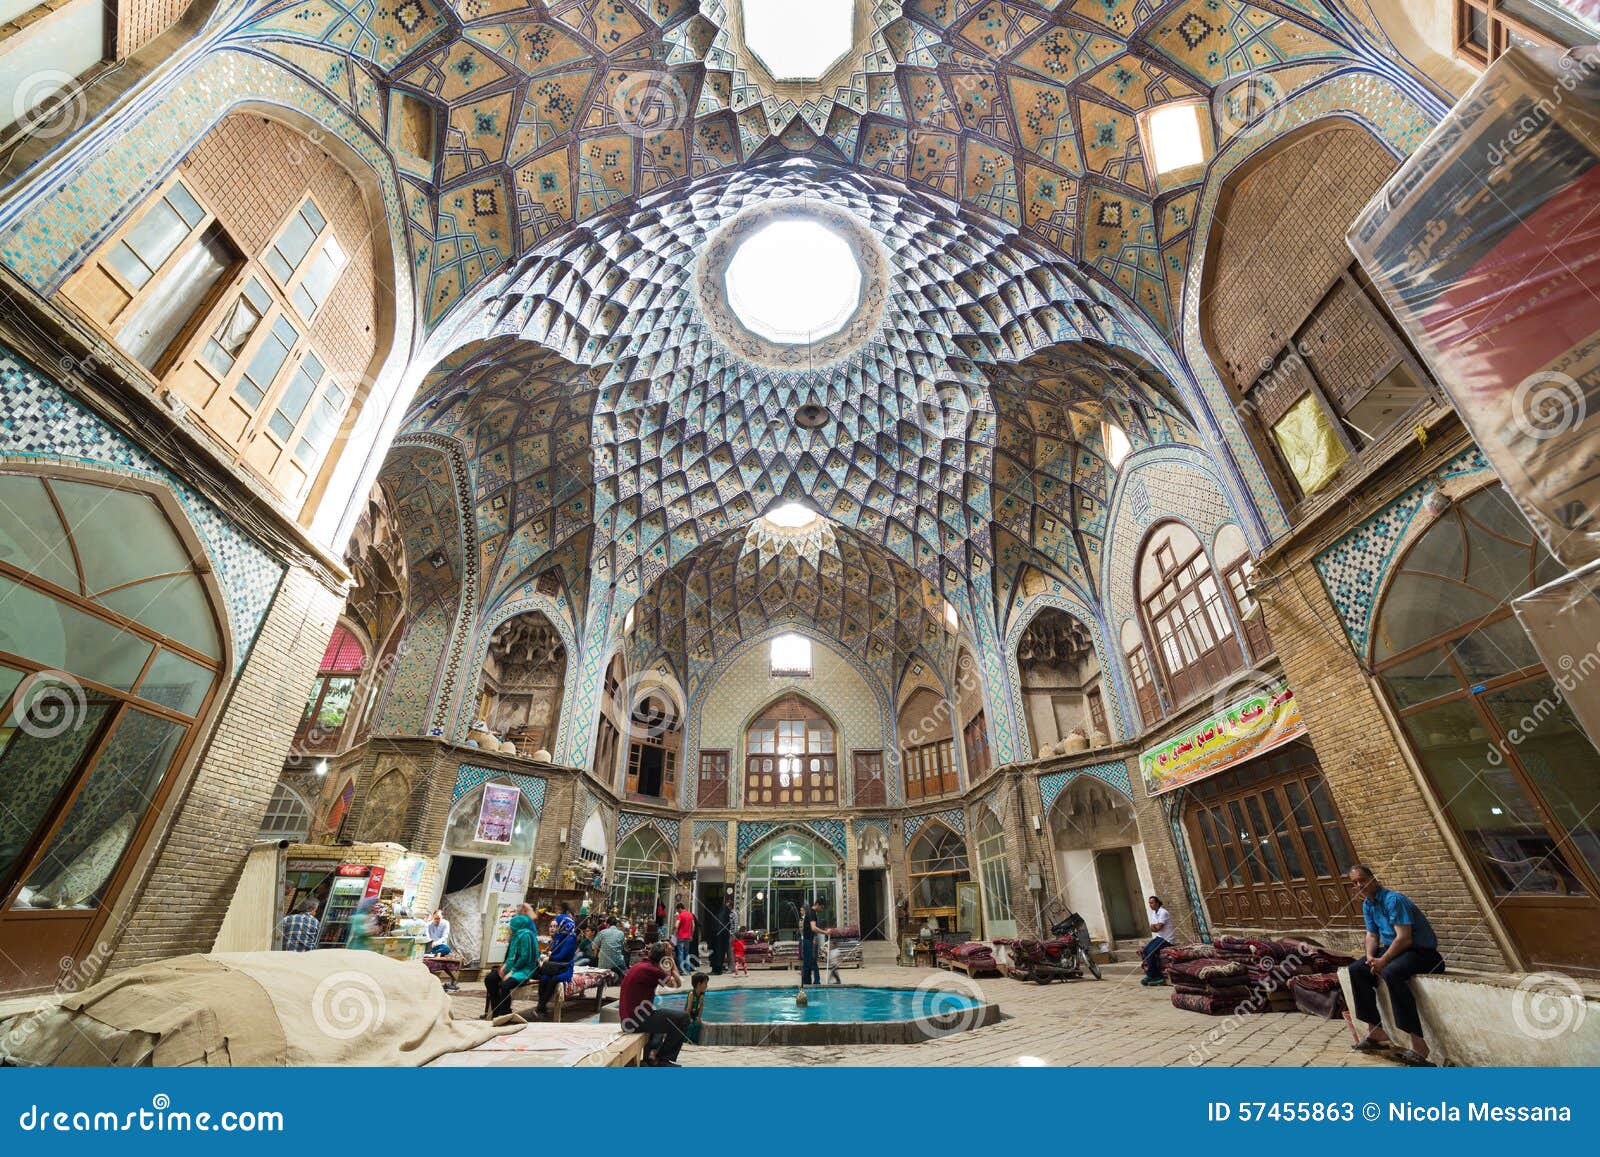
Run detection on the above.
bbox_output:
[1164,937,1356,1017]
[1166,957,1254,1015]
[948,941,998,971]
[1288,972,1348,1019]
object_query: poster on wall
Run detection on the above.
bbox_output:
[475,783,520,845]
[1348,46,1600,568]
[1139,680,1305,796]
[489,857,528,896]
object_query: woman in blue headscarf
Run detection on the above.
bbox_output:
[535,902,578,1018]
[484,911,540,1020]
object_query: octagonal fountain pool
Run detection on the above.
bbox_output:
[654,985,1003,1046]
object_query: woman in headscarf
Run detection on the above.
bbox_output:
[535,902,578,1018]
[484,912,540,1020]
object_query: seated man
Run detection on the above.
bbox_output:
[618,944,691,1067]
[1346,864,1445,1065]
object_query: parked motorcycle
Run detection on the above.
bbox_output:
[1003,912,1102,983]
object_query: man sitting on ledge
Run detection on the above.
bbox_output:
[1346,863,1446,1066]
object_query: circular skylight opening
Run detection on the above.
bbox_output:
[763,501,819,530]
[742,0,855,82]
[725,218,863,345]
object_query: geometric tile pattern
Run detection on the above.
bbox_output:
[1038,759,1133,815]
[736,820,847,862]
[451,763,548,816]
[902,807,966,845]
[1313,446,1492,656]
[0,342,286,673]
[618,810,680,850]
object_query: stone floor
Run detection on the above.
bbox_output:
[451,961,1391,1067]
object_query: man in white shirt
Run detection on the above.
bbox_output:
[1140,896,1178,987]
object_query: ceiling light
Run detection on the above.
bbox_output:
[743,0,854,81]
[764,501,818,529]
[1146,102,1206,174]
[725,218,862,345]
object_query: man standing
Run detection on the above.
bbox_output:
[595,915,629,977]
[619,944,691,1066]
[1139,895,1177,987]
[799,899,824,986]
[673,901,696,971]
[278,898,321,951]
[1346,864,1445,1066]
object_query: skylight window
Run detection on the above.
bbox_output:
[1145,101,1207,175]
[1101,421,1132,470]
[770,633,813,677]
[725,217,862,345]
[764,501,819,530]
[743,0,854,81]
[943,600,960,632]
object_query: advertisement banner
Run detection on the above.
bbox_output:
[1348,46,1600,567]
[474,783,519,845]
[1140,680,1305,796]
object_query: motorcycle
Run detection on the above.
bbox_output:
[1003,912,1103,983]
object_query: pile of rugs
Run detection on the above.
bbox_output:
[1161,936,1355,1017]
[935,940,999,973]
[736,934,774,967]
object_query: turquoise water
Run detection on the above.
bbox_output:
[656,986,980,1024]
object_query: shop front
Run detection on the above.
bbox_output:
[742,832,840,939]
[1143,680,1362,933]
[609,827,675,925]
[436,778,541,966]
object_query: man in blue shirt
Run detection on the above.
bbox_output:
[1346,864,1445,1065]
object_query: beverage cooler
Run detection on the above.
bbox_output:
[317,864,384,946]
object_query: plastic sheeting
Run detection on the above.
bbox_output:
[1349,46,1600,567]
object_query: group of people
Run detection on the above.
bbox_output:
[1134,866,1445,1066]
[482,901,583,1022]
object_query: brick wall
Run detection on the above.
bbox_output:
[179,112,379,387]
[1203,124,1397,392]
[118,0,196,59]
[108,565,344,970]
[1256,486,1514,973]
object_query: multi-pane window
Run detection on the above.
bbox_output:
[1246,266,1434,502]
[1127,642,1161,727]
[903,737,958,801]
[1184,746,1360,929]
[295,624,367,753]
[908,824,969,918]
[1453,0,1595,66]
[65,177,243,374]
[852,750,886,807]
[697,750,730,807]
[66,177,357,507]
[745,695,837,806]
[1223,557,1272,660]
[963,713,991,781]
[976,813,1015,937]
[258,783,313,842]
[1142,535,1245,704]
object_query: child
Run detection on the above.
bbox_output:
[827,941,843,985]
[685,972,709,1044]
[731,934,748,976]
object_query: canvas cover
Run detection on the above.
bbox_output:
[0,950,505,1067]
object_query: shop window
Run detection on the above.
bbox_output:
[1454,1,1594,67]
[1183,745,1360,929]
[975,812,1015,939]
[610,828,674,925]
[852,750,886,807]
[258,782,312,843]
[63,177,243,374]
[1372,484,1600,972]
[697,750,730,808]
[908,823,969,922]
[744,834,840,938]
[0,473,222,989]
[1138,522,1244,706]
[1245,266,1434,502]
[745,695,837,807]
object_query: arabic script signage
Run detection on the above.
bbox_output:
[1139,680,1305,796]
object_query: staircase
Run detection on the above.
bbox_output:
[860,940,901,967]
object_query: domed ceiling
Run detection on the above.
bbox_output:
[399,160,1206,665]
[232,0,1375,330]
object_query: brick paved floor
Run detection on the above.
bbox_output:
[452,961,1389,1067]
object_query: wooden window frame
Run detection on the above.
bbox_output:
[963,712,991,782]
[907,823,970,919]
[1222,556,1272,661]
[1126,641,1162,728]
[852,750,886,807]
[697,749,730,808]
[1454,0,1583,68]
[902,736,958,801]
[1139,532,1245,706]
[1182,748,1361,929]
[261,194,348,324]
[744,695,838,807]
